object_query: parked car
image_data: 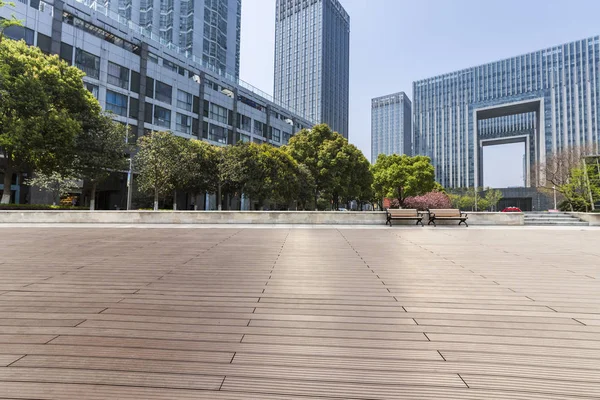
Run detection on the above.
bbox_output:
[501,207,522,212]
[337,208,348,211]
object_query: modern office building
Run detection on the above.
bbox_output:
[274,0,350,138]
[105,0,241,78]
[0,0,313,207]
[371,92,412,163]
[413,36,600,191]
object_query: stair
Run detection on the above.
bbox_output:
[523,212,589,226]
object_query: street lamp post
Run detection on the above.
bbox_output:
[126,157,133,211]
[553,185,557,210]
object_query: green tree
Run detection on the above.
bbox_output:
[175,139,219,210]
[285,124,337,208]
[559,167,600,212]
[285,124,372,209]
[0,1,22,44]
[219,142,302,210]
[295,163,316,210]
[371,153,436,206]
[25,171,80,205]
[134,131,181,210]
[0,38,98,204]
[73,114,128,210]
[484,188,503,212]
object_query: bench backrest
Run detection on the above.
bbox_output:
[430,209,462,217]
[387,209,420,217]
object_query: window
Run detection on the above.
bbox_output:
[282,132,291,144]
[129,97,139,119]
[253,120,265,136]
[37,33,52,54]
[3,25,34,45]
[130,71,140,93]
[208,124,227,144]
[209,103,228,124]
[75,49,100,79]
[105,90,127,116]
[107,62,130,89]
[176,113,191,134]
[145,77,154,98]
[60,42,73,64]
[237,114,251,131]
[85,82,99,99]
[155,81,172,104]
[154,106,171,128]
[240,133,250,143]
[272,127,281,142]
[177,90,192,111]
[144,102,153,123]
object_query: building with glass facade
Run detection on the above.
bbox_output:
[0,0,313,207]
[103,0,241,78]
[274,0,350,138]
[371,92,412,164]
[413,36,600,189]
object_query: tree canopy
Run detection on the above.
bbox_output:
[285,124,373,209]
[371,154,437,206]
[0,38,99,203]
[134,131,182,210]
[73,113,128,209]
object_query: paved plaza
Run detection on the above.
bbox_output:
[0,226,599,399]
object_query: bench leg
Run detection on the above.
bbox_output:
[429,219,436,227]
[418,219,424,227]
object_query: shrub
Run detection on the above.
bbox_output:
[389,198,400,209]
[403,192,452,211]
[0,204,88,210]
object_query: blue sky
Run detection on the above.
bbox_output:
[240,0,600,182]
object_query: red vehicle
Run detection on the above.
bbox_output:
[501,207,522,213]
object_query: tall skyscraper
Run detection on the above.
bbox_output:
[109,0,241,78]
[371,92,412,164]
[413,36,600,189]
[274,0,350,138]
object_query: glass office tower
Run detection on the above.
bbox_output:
[109,0,241,78]
[413,36,600,189]
[371,92,412,164]
[274,0,350,138]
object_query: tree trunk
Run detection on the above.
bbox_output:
[1,162,12,204]
[89,181,97,211]
[153,187,159,211]
[397,187,403,208]
[172,190,177,211]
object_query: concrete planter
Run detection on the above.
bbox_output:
[569,212,600,226]
[0,210,524,225]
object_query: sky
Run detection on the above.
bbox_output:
[483,143,526,188]
[240,0,600,183]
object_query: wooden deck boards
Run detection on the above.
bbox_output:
[0,227,599,399]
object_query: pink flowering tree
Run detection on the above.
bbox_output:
[403,191,452,211]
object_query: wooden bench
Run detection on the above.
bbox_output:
[428,209,468,227]
[386,209,424,226]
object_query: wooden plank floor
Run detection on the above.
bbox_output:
[0,226,599,399]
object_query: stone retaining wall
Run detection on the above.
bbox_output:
[0,211,524,225]
[569,212,600,226]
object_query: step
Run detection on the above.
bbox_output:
[524,221,589,226]
[524,217,581,221]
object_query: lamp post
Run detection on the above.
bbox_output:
[553,185,557,210]
[126,157,133,210]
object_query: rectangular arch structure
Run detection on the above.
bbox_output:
[473,98,545,188]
